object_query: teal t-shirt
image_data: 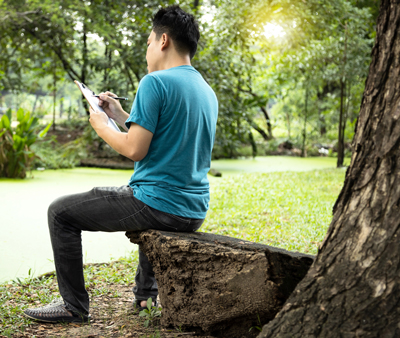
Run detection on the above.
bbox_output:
[125,65,218,219]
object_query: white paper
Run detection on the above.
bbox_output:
[75,81,121,132]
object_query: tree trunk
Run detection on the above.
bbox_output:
[126,230,313,338]
[249,131,257,158]
[82,20,89,115]
[77,98,83,117]
[301,86,309,157]
[260,106,273,140]
[285,110,291,140]
[317,82,337,136]
[59,97,64,118]
[337,22,348,168]
[31,93,39,114]
[52,55,56,131]
[319,114,327,136]
[337,78,345,166]
[250,120,271,141]
[259,2,400,336]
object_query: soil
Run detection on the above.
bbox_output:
[3,282,213,338]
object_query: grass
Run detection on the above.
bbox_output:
[0,168,346,337]
[205,169,346,254]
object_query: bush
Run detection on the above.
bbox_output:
[32,136,86,169]
[0,109,51,178]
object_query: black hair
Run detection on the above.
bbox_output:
[152,5,200,59]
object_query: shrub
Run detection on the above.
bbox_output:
[0,109,51,178]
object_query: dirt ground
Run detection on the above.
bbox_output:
[5,283,212,338]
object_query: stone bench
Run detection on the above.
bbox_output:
[126,230,314,338]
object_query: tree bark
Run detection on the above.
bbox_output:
[52,54,56,131]
[81,20,89,115]
[249,131,257,157]
[31,93,39,114]
[337,22,348,168]
[260,106,273,140]
[301,86,309,157]
[259,2,400,337]
[59,97,64,118]
[337,78,345,166]
[285,110,291,140]
[250,120,271,141]
[126,230,313,338]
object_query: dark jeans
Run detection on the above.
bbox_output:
[47,185,204,315]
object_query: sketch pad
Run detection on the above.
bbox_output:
[74,80,120,132]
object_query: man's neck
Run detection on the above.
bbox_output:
[155,53,191,72]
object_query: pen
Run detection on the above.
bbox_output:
[93,95,128,101]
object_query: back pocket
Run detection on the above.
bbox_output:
[147,206,190,231]
[119,206,153,231]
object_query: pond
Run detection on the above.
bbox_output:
[0,156,343,283]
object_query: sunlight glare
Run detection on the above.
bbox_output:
[263,22,286,39]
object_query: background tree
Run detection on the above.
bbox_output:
[258,0,400,336]
[0,0,380,160]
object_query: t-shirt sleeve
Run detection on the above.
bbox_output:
[125,75,164,133]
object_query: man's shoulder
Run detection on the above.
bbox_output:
[138,72,167,94]
[143,66,217,105]
[148,66,200,82]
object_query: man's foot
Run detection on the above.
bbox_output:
[23,299,90,323]
[133,298,157,312]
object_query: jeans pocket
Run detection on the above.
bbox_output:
[119,206,152,231]
[147,206,190,231]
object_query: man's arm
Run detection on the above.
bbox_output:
[89,107,153,162]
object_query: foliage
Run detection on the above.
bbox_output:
[31,119,113,170]
[139,298,162,328]
[33,120,90,169]
[0,0,380,158]
[32,137,83,169]
[0,108,51,178]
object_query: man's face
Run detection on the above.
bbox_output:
[146,30,163,73]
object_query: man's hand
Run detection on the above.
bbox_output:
[89,107,108,133]
[98,91,125,120]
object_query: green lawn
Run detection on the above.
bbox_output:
[210,156,349,175]
[205,169,345,254]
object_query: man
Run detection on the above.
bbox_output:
[23,5,218,323]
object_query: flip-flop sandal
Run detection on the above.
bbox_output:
[133,298,158,312]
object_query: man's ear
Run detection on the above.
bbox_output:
[160,33,170,51]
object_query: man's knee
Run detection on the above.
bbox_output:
[47,194,77,233]
[48,196,66,220]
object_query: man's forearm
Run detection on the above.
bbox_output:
[113,110,130,132]
[97,127,135,160]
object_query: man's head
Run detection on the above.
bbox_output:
[146,6,200,73]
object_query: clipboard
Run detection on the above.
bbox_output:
[74,80,121,132]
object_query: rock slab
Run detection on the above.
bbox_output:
[126,230,314,337]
